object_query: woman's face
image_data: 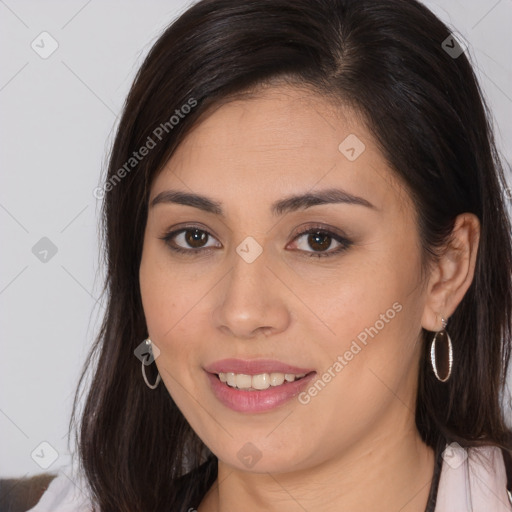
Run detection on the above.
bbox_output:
[139,84,430,472]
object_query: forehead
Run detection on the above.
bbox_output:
[151,85,408,214]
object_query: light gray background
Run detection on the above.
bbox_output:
[1,0,511,478]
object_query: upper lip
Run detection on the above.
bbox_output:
[204,358,315,375]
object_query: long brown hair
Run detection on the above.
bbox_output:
[68,0,512,510]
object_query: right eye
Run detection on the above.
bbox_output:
[160,227,222,255]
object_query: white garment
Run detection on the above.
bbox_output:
[26,462,93,512]
[435,445,512,511]
[26,445,512,511]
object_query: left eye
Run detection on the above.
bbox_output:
[289,228,352,258]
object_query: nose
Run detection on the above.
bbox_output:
[211,247,291,340]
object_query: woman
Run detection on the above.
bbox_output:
[27,0,512,510]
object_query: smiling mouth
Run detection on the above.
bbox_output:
[214,371,315,391]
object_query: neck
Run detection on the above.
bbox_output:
[198,421,435,512]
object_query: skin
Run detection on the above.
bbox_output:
[139,83,480,512]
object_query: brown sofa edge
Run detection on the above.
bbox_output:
[0,473,58,512]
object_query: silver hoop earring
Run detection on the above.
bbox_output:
[141,338,161,390]
[430,317,453,382]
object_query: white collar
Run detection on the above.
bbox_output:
[435,444,512,511]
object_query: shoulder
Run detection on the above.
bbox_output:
[436,444,512,512]
[25,466,93,512]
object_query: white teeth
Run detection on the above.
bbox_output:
[269,373,285,386]
[226,372,236,387]
[217,371,308,390]
[235,373,252,389]
[252,373,270,390]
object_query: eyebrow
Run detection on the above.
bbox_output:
[150,187,375,216]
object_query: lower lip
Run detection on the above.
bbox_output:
[205,371,316,413]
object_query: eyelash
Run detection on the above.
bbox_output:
[159,224,353,259]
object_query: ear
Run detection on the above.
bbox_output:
[421,213,480,331]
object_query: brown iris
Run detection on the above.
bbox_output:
[185,229,208,248]
[307,231,332,252]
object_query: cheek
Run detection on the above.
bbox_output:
[139,239,212,389]
[140,246,169,335]
[139,241,188,380]
[139,252,199,418]
[140,239,194,335]
[314,235,425,390]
